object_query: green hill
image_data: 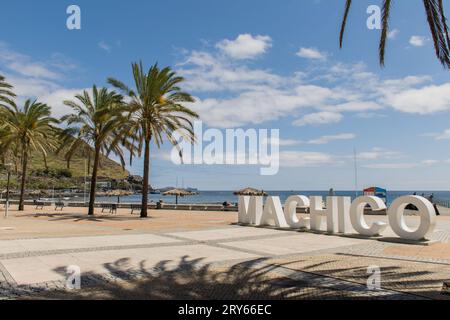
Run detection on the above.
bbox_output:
[1,136,130,190]
[29,147,129,180]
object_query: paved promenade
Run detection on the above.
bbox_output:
[0,206,450,299]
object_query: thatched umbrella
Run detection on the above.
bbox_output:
[106,190,133,203]
[234,187,268,196]
[162,188,196,205]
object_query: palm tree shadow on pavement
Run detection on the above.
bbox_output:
[30,256,378,300]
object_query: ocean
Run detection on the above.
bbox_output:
[92,190,448,205]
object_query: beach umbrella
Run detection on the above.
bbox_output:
[162,188,196,205]
[233,187,268,196]
[106,189,133,203]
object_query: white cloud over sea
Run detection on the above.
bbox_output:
[177,35,450,129]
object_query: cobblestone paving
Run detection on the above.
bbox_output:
[0,232,434,300]
[0,256,416,300]
[1,219,450,300]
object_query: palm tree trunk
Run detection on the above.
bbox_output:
[88,146,101,216]
[141,138,151,218]
[88,152,91,175]
[18,149,28,211]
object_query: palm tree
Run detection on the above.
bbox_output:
[339,0,450,68]
[108,62,199,218]
[60,86,128,216]
[0,100,59,210]
[0,74,16,108]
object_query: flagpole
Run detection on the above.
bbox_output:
[354,147,358,199]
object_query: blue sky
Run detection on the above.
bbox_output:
[1,0,450,190]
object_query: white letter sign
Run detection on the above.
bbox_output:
[350,196,388,237]
[388,196,436,240]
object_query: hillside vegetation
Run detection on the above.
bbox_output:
[1,132,130,190]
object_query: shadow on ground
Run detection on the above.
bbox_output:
[19,212,153,222]
[19,256,393,300]
[270,254,450,300]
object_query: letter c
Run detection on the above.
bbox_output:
[350,196,388,236]
[284,195,310,228]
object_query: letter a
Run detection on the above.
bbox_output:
[259,196,289,228]
[67,5,81,30]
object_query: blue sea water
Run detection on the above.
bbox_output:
[93,190,449,205]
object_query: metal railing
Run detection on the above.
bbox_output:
[433,198,450,208]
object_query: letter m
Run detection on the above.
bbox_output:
[238,196,263,225]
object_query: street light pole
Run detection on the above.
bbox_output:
[4,163,12,219]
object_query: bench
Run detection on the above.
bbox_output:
[206,205,223,211]
[101,203,117,214]
[191,205,208,211]
[55,201,65,211]
[130,204,141,214]
[34,200,45,209]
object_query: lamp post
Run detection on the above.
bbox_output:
[4,163,13,218]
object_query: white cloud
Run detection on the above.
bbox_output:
[7,62,60,79]
[409,35,427,47]
[422,159,439,166]
[383,83,450,114]
[388,29,399,39]
[178,51,283,92]
[307,133,356,145]
[296,47,327,60]
[357,148,403,161]
[0,42,83,119]
[39,88,88,119]
[280,151,339,167]
[216,34,272,59]
[293,112,343,127]
[190,85,339,128]
[177,43,450,128]
[98,41,112,52]
[0,42,62,80]
[424,129,450,140]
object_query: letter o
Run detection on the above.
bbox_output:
[350,196,388,236]
[388,196,436,240]
[284,195,310,228]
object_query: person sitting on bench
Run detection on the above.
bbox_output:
[34,200,45,209]
[101,203,117,214]
[55,201,65,211]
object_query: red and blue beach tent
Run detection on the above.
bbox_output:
[363,187,387,203]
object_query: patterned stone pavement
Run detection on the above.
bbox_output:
[1,210,450,300]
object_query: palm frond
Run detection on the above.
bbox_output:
[339,0,353,48]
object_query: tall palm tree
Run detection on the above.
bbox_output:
[339,0,450,68]
[60,86,128,216]
[0,100,59,210]
[108,62,199,218]
[0,75,18,169]
[0,74,16,108]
